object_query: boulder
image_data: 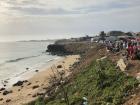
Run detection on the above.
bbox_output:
[3,90,13,95]
[0,88,5,91]
[13,80,28,87]
[32,85,39,89]
[26,68,29,70]
[0,98,3,101]
[57,65,62,68]
[32,94,37,97]
[6,99,11,103]
[35,70,39,72]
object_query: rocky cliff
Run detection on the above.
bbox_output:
[47,42,94,56]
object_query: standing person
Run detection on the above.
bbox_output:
[116,42,120,52]
[120,41,123,50]
[132,43,138,59]
[127,43,134,59]
[123,41,126,49]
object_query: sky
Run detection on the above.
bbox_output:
[0,0,140,41]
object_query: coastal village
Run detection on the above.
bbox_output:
[0,31,140,105]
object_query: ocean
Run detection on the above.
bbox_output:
[0,41,61,88]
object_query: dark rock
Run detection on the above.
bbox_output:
[57,65,62,68]
[47,44,66,53]
[13,81,24,86]
[3,90,12,95]
[32,94,37,97]
[37,92,44,96]
[26,68,29,70]
[32,85,39,89]
[0,88,5,91]
[35,70,39,72]
[0,98,3,101]
[3,91,8,95]
[47,42,91,56]
[6,99,11,103]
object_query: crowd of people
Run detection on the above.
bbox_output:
[105,39,140,60]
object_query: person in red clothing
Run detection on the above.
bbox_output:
[132,43,138,59]
[127,43,134,59]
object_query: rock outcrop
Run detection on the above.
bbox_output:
[47,44,73,55]
[47,42,93,56]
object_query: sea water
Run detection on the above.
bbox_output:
[0,41,61,87]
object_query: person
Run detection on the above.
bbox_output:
[123,41,127,49]
[132,43,138,59]
[120,41,123,50]
[127,43,134,59]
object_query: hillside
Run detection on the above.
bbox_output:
[41,59,138,105]
[28,42,140,105]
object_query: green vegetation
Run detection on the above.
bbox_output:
[30,59,139,105]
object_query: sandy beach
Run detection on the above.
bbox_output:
[0,55,80,105]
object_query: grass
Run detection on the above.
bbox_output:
[30,59,139,105]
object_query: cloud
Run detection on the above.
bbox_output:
[0,5,140,35]
[0,0,140,41]
[0,0,140,16]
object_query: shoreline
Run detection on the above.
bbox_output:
[0,56,63,88]
[0,55,80,105]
